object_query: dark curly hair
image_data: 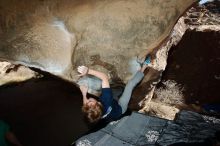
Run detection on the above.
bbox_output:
[82,102,103,123]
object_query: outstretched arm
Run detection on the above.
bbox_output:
[6,131,23,146]
[88,69,110,88]
[80,85,89,104]
[77,66,110,88]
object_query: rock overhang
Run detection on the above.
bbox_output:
[0,0,198,94]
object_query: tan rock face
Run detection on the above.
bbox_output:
[0,0,196,93]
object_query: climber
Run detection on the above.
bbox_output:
[0,120,23,146]
[78,56,151,123]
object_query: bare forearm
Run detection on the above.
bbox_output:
[6,132,23,146]
[88,69,110,88]
[82,95,88,104]
[79,85,89,104]
[77,66,110,88]
[88,69,107,80]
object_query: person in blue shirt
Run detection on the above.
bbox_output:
[0,120,23,146]
[78,56,151,123]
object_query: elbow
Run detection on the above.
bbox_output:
[101,74,110,88]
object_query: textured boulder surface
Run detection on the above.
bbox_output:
[0,0,196,94]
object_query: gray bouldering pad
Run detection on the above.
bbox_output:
[76,112,168,146]
[75,111,220,146]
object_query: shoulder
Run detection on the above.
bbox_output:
[99,88,113,112]
[100,88,113,99]
[0,120,10,131]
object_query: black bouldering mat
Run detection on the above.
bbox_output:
[157,110,220,146]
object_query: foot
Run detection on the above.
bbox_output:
[140,56,151,72]
[136,55,151,66]
[143,56,151,65]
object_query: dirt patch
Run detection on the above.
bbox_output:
[162,30,220,105]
